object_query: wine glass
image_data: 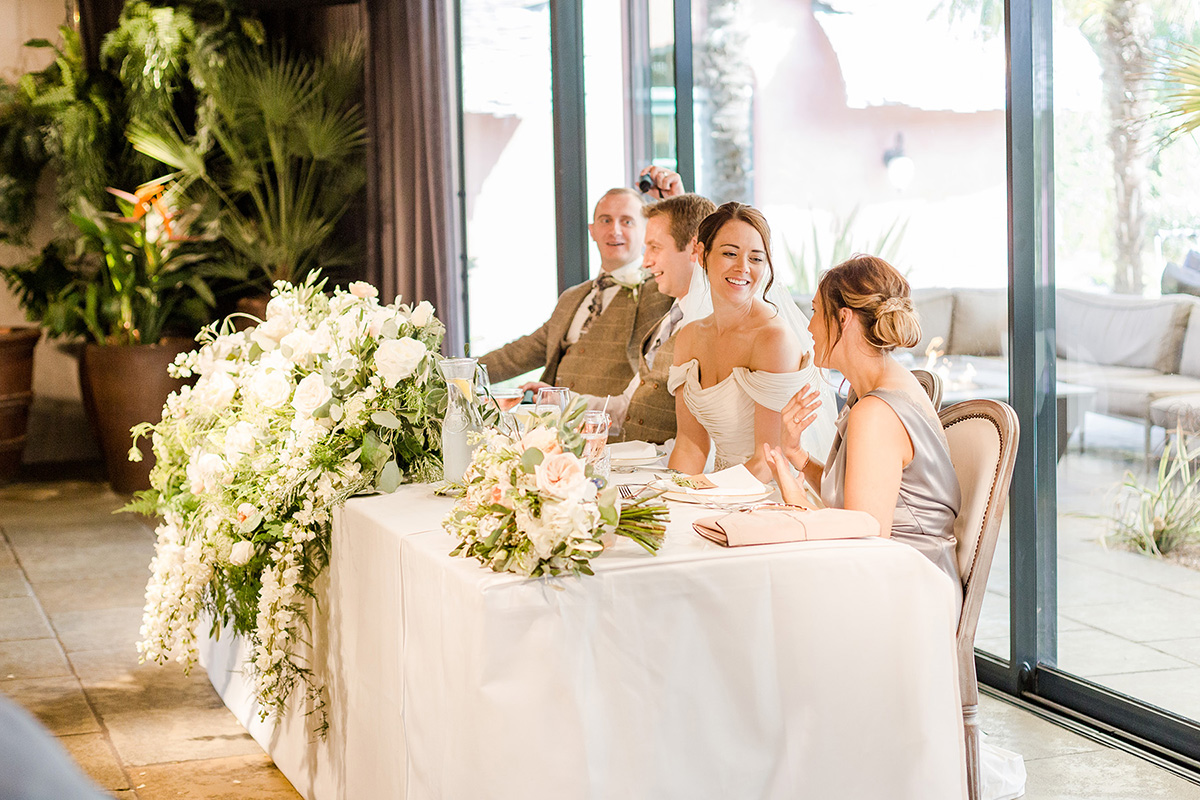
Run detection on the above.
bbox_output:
[535,387,571,416]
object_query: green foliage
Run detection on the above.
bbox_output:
[1155,42,1200,138]
[0,78,52,242]
[0,2,264,338]
[129,38,367,287]
[1110,428,1200,556]
[782,207,908,295]
[65,183,242,344]
[0,28,141,240]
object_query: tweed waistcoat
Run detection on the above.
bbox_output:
[621,332,678,445]
[556,288,642,397]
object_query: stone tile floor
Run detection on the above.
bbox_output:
[978,413,1200,723]
[2,464,1199,798]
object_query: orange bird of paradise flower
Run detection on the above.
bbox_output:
[107,177,178,241]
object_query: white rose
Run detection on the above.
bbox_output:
[349,281,378,299]
[223,421,258,462]
[187,451,227,495]
[193,371,237,415]
[230,540,255,566]
[292,373,333,416]
[409,300,435,328]
[266,295,297,322]
[374,337,427,387]
[517,507,563,560]
[368,308,398,338]
[252,299,297,348]
[249,368,292,408]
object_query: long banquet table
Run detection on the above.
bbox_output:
[200,483,968,800]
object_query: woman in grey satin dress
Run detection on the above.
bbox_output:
[764,255,963,612]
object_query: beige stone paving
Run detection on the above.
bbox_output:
[0,480,300,799]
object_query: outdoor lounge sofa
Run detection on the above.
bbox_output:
[893,287,1200,458]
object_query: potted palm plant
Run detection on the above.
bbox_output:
[129,38,367,310]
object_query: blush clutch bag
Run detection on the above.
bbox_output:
[693,505,880,547]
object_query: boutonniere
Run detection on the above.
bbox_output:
[609,262,650,301]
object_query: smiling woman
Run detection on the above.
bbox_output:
[667,202,835,479]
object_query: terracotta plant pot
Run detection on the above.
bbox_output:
[79,339,195,494]
[0,326,41,483]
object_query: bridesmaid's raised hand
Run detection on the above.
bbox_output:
[780,386,820,465]
[764,444,806,506]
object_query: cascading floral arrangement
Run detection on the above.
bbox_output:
[128,274,445,721]
[444,398,670,576]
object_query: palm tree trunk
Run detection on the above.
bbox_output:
[1098,0,1153,294]
[701,0,753,204]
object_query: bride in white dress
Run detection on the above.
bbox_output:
[667,202,836,480]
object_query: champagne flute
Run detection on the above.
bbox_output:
[580,410,611,479]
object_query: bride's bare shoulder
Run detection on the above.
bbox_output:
[749,316,803,372]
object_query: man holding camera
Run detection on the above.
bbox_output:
[479,181,676,397]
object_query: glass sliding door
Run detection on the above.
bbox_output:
[1047,0,1200,730]
[459,0,558,359]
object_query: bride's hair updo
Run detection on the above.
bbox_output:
[695,202,776,301]
[817,255,921,354]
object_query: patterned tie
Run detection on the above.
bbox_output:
[579,273,617,337]
[646,304,684,367]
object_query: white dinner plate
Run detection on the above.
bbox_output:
[662,489,774,505]
[610,446,666,467]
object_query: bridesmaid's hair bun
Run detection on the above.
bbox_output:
[816,255,921,355]
[871,295,921,351]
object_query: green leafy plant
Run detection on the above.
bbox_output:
[129,37,367,288]
[1109,427,1200,557]
[782,206,908,295]
[1155,42,1200,138]
[4,180,237,345]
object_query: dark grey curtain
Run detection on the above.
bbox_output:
[364,0,466,356]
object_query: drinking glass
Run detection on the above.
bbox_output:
[535,387,571,416]
[580,410,611,479]
[488,387,525,412]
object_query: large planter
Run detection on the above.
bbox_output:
[80,339,194,494]
[0,326,41,483]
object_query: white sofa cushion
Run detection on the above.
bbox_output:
[1056,289,1191,373]
[949,288,1006,357]
[904,288,956,359]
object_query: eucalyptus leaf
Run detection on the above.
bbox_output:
[371,410,402,429]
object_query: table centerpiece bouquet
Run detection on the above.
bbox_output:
[127,273,445,723]
[444,397,669,576]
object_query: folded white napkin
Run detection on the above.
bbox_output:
[684,465,767,496]
[609,440,658,460]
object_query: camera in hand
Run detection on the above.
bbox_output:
[637,173,654,194]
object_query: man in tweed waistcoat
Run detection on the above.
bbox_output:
[599,190,716,444]
[479,188,672,398]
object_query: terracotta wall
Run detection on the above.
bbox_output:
[0,1,100,466]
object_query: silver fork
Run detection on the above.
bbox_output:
[618,484,650,500]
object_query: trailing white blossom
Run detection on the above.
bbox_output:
[131,274,445,723]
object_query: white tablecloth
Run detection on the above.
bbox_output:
[201,484,967,800]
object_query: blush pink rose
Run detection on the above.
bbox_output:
[519,427,563,456]
[534,452,587,498]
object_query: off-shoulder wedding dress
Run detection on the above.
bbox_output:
[667,358,836,470]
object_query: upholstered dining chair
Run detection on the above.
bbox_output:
[912,368,943,410]
[843,368,943,410]
[939,399,1020,800]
